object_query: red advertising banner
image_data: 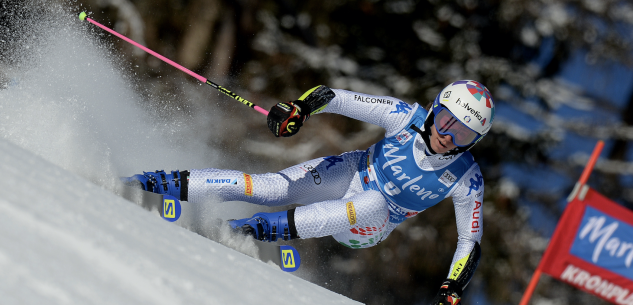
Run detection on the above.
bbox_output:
[540,187,633,304]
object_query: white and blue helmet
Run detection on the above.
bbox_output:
[424,80,495,153]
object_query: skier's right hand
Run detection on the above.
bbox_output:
[267,101,311,137]
[430,280,462,305]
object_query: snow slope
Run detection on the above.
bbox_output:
[0,3,359,304]
[0,137,359,305]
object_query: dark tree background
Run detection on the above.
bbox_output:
[3,0,633,304]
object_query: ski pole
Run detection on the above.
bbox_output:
[77,12,269,116]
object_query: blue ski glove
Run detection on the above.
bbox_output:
[431,280,462,305]
[267,101,310,137]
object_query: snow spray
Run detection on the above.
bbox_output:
[0,1,263,259]
[77,12,269,116]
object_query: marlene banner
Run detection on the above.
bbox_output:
[540,187,633,304]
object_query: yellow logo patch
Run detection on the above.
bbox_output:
[346,201,357,225]
[243,173,253,196]
[163,199,176,219]
[281,249,295,268]
[286,121,295,133]
[450,254,470,280]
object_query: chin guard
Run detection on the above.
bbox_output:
[449,242,481,291]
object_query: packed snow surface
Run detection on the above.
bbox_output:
[0,138,359,305]
[0,3,359,304]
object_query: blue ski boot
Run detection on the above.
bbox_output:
[120,170,188,201]
[229,209,299,242]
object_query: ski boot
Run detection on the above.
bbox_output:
[120,170,188,201]
[229,209,298,242]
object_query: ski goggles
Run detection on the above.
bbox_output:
[433,107,482,147]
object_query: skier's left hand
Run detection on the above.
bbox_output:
[430,280,462,305]
[267,101,311,137]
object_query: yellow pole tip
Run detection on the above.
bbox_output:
[78,12,87,21]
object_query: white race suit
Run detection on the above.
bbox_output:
[187,88,484,278]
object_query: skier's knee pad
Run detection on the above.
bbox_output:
[332,190,389,249]
[347,190,390,223]
[331,223,386,249]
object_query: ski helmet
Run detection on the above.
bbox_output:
[422,80,495,155]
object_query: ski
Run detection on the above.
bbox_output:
[120,186,301,272]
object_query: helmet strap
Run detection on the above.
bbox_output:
[411,123,437,155]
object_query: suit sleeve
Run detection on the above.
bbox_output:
[320,88,418,137]
[444,164,484,289]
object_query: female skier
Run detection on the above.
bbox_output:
[123,80,494,304]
